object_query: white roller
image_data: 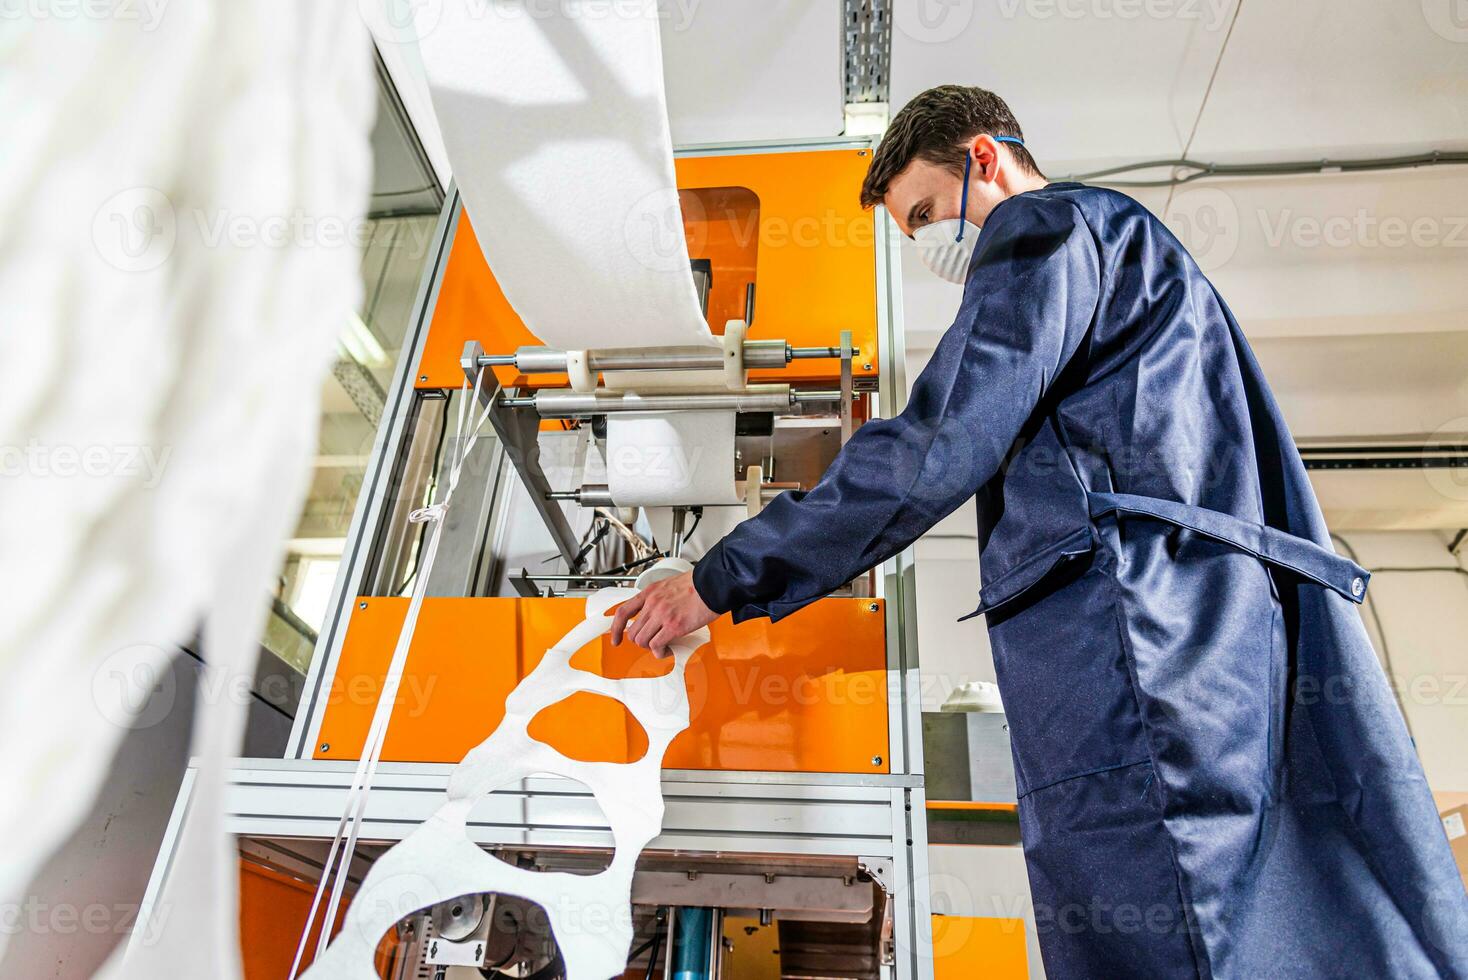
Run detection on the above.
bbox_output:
[606,411,741,506]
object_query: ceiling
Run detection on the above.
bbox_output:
[376,0,1468,529]
[886,0,1468,529]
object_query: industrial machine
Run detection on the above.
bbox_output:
[140,137,939,980]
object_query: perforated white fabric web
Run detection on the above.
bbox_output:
[302,569,706,979]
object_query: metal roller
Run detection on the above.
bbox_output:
[501,387,841,417]
[506,385,795,417]
[478,341,841,375]
[548,482,802,507]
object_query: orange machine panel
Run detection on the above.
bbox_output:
[414,148,879,390]
[238,860,401,979]
[314,596,889,774]
[931,915,1030,979]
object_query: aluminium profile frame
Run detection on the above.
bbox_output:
[145,136,934,980]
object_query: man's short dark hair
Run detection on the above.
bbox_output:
[859,85,1043,209]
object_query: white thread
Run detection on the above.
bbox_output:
[288,369,499,978]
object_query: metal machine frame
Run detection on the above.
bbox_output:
[139,136,933,980]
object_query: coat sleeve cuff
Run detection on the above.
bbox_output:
[691,547,740,616]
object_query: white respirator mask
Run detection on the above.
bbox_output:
[914,218,981,285]
[912,135,1026,285]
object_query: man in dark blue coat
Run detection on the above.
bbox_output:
[611,85,1468,977]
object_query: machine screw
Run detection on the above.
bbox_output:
[420,375,429,382]
[871,755,883,766]
[320,743,330,753]
[863,363,872,370]
[867,602,879,612]
[359,601,368,609]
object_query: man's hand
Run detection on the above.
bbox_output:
[609,569,718,657]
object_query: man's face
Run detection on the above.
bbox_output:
[882,143,1008,239]
[884,158,966,239]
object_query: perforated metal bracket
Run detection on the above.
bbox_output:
[461,340,580,567]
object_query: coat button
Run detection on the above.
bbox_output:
[1351,576,1365,597]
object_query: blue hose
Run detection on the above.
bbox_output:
[670,907,713,980]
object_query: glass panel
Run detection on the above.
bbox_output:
[263,212,439,674]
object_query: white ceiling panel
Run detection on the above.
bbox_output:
[1310,469,1468,531]
[889,0,1239,173]
[1159,168,1468,326]
[659,0,844,145]
[1252,331,1468,440]
[1187,0,1468,160]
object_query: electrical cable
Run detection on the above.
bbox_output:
[1062,149,1468,189]
[602,552,669,578]
[681,506,703,545]
[571,514,612,573]
[643,910,665,980]
[1157,0,1243,217]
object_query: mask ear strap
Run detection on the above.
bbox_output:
[956,149,973,243]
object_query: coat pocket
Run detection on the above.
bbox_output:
[959,526,1097,621]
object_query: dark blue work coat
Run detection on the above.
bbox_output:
[692,183,1468,978]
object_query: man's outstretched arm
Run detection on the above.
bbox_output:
[613,194,1099,653]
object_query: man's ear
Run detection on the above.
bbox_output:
[972,135,1001,183]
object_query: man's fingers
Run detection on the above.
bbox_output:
[609,593,645,646]
[648,626,677,659]
[627,603,658,649]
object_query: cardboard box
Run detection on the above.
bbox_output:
[1442,804,1468,889]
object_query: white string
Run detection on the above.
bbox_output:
[288,369,499,978]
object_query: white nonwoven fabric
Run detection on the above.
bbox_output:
[303,562,709,980]
[0,4,374,977]
[415,0,716,351]
[605,411,741,506]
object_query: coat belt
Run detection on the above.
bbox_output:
[1087,491,1369,604]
